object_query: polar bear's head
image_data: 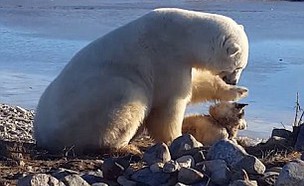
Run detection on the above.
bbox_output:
[210,24,249,85]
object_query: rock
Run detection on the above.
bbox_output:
[275,160,304,186]
[17,174,65,186]
[178,167,204,184]
[232,155,266,174]
[150,162,164,173]
[80,170,103,184]
[295,125,304,151]
[102,157,130,180]
[193,150,206,163]
[163,160,180,173]
[258,171,279,186]
[117,176,137,186]
[229,179,258,186]
[271,128,292,139]
[176,155,195,168]
[202,159,231,185]
[207,139,247,166]
[131,167,171,185]
[51,168,79,180]
[91,183,109,186]
[143,142,171,166]
[169,134,203,159]
[61,174,90,186]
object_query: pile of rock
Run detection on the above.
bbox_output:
[0,103,34,143]
[17,134,304,186]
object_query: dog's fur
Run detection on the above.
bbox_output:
[182,102,247,145]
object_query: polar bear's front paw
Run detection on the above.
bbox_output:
[221,86,248,101]
[229,86,248,101]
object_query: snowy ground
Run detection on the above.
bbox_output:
[0,0,304,138]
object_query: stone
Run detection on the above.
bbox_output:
[275,160,304,186]
[178,167,204,184]
[193,150,206,163]
[91,183,109,186]
[176,155,195,168]
[102,157,130,180]
[150,162,164,173]
[163,160,180,173]
[117,176,137,186]
[295,125,304,151]
[169,134,203,160]
[202,159,231,185]
[61,174,90,186]
[271,128,292,139]
[229,180,258,186]
[51,168,79,180]
[131,167,171,185]
[143,142,171,166]
[80,170,103,184]
[232,155,266,174]
[207,139,247,166]
[17,174,65,186]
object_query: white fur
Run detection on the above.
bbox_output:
[34,8,249,152]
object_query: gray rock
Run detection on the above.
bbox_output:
[62,174,90,186]
[207,139,247,166]
[169,134,203,159]
[258,171,279,186]
[175,183,188,186]
[178,167,204,184]
[143,142,171,166]
[17,174,65,186]
[80,170,103,184]
[51,168,79,180]
[229,179,258,186]
[271,128,292,139]
[176,155,195,168]
[295,125,304,151]
[163,160,180,173]
[102,157,130,180]
[275,160,304,186]
[91,183,109,186]
[131,167,171,185]
[117,176,137,186]
[150,162,164,173]
[193,150,206,163]
[203,159,231,185]
[232,155,266,174]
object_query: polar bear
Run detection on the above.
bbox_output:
[34,8,249,153]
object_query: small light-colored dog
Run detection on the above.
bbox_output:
[182,102,248,146]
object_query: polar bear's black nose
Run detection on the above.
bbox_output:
[222,76,237,85]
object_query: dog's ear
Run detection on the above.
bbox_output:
[234,103,248,109]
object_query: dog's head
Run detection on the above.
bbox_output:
[209,102,248,129]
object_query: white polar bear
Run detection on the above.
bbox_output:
[34,8,249,153]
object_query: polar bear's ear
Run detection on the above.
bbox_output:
[239,24,244,30]
[226,43,241,57]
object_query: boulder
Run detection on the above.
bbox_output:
[178,167,204,184]
[143,142,171,166]
[275,160,304,186]
[207,139,247,166]
[169,134,203,159]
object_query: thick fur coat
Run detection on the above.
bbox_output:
[34,8,249,152]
